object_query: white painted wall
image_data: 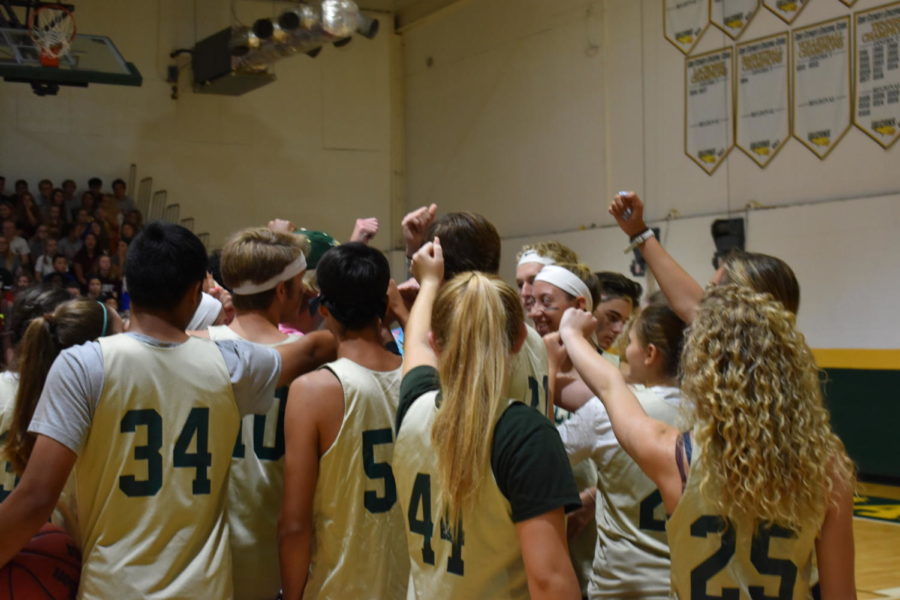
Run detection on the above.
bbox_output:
[403,0,900,349]
[0,0,398,248]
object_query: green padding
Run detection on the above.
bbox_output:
[823,368,900,480]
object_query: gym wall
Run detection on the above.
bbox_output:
[402,0,899,479]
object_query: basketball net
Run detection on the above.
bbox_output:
[28,4,76,68]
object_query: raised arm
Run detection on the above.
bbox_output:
[274,330,338,387]
[609,192,704,323]
[402,239,443,375]
[558,308,682,512]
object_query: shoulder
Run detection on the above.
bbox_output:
[286,368,342,421]
[397,365,439,431]
[493,402,558,454]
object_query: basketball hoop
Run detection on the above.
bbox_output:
[28,4,76,67]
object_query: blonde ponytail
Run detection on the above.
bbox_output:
[430,272,523,530]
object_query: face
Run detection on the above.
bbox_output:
[0,237,8,254]
[15,181,27,194]
[624,328,649,384]
[54,256,67,272]
[49,205,60,219]
[39,182,52,197]
[98,255,111,272]
[593,296,633,350]
[113,183,126,197]
[63,181,76,195]
[279,272,307,321]
[0,205,10,220]
[85,233,97,249]
[88,278,102,297]
[52,189,64,204]
[76,209,89,223]
[46,239,58,255]
[36,225,47,239]
[515,262,544,311]
[16,275,30,288]
[529,280,579,336]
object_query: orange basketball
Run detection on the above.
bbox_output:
[0,523,81,599]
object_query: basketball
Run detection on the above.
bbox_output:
[0,523,80,599]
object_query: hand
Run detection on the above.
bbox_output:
[208,283,235,325]
[559,307,597,343]
[268,218,296,234]
[411,237,444,285]
[349,217,379,244]
[542,332,568,372]
[609,191,647,238]
[383,279,409,326]
[396,277,420,310]
[401,204,437,257]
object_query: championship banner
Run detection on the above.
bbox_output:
[664,0,709,54]
[736,33,789,167]
[710,0,760,40]
[793,18,851,159]
[854,2,900,149]
[763,0,809,24]
[686,48,734,174]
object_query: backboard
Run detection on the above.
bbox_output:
[0,27,142,95]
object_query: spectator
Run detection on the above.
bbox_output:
[111,239,128,280]
[74,192,96,222]
[44,205,65,237]
[14,273,32,291]
[72,232,101,287]
[42,254,77,288]
[85,275,102,300]
[91,254,121,299]
[12,180,28,202]
[58,223,83,260]
[2,220,30,267]
[61,179,78,216]
[0,237,21,275]
[47,188,69,224]
[34,237,58,279]
[28,224,49,258]
[87,176,103,201]
[0,202,14,223]
[0,176,10,203]
[15,193,40,238]
[124,209,143,231]
[111,178,134,213]
[36,179,53,210]
[120,222,137,245]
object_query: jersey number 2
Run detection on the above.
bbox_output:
[690,516,798,600]
[119,407,212,497]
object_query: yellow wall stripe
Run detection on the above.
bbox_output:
[812,349,900,370]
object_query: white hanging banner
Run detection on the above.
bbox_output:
[854,2,900,149]
[763,0,809,24]
[710,0,761,40]
[664,0,710,54]
[736,33,790,167]
[792,17,852,159]
[686,47,734,174]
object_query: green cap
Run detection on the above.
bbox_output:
[295,228,338,269]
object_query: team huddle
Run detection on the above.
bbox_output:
[0,191,856,599]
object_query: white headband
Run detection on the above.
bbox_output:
[517,250,556,267]
[232,253,307,295]
[187,292,224,331]
[534,265,593,312]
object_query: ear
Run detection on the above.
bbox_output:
[511,322,527,354]
[575,296,587,311]
[645,343,660,367]
[274,280,287,300]
[318,301,329,318]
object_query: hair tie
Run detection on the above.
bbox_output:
[97,301,109,337]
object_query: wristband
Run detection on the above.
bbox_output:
[625,228,655,253]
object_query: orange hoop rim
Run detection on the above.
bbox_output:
[27,3,77,64]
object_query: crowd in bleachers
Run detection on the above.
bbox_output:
[0,175,140,358]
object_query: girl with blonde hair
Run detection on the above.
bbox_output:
[558,285,856,599]
[394,239,581,600]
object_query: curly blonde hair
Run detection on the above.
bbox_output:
[682,285,854,530]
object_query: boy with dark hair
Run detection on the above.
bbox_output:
[280,242,408,599]
[0,222,335,597]
[403,206,552,419]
